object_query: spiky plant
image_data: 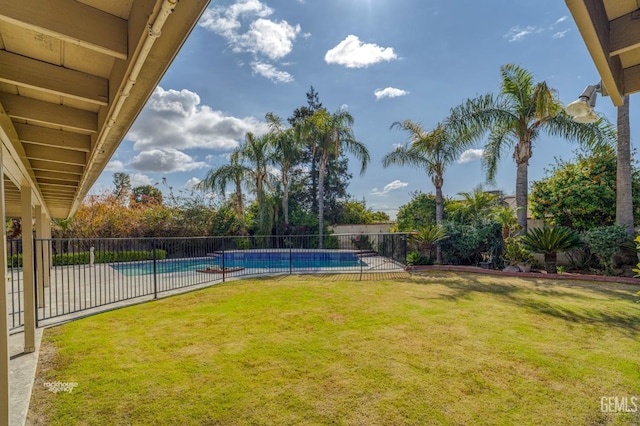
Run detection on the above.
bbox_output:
[520,226,582,273]
[409,225,448,263]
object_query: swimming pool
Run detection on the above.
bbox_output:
[112,250,366,276]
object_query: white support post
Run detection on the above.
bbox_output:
[21,186,35,353]
[0,147,11,425]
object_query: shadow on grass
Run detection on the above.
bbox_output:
[408,271,640,337]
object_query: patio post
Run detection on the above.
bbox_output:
[0,148,11,425]
[43,212,51,289]
[21,185,35,353]
[35,204,44,308]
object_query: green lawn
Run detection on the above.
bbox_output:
[29,272,640,425]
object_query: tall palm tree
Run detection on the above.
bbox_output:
[616,96,634,236]
[299,109,370,248]
[239,132,273,235]
[382,120,470,262]
[265,112,301,226]
[197,149,248,227]
[449,64,615,232]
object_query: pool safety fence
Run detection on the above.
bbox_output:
[6,234,408,329]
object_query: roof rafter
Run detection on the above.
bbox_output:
[0,0,127,60]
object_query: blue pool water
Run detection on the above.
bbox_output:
[112,251,365,276]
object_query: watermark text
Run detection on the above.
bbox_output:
[600,396,638,413]
[43,381,78,394]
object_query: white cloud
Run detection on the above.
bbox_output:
[504,26,542,42]
[130,173,153,187]
[130,148,209,173]
[105,160,125,172]
[374,87,409,100]
[325,35,397,68]
[457,149,484,164]
[555,16,568,25]
[240,18,301,60]
[128,87,268,152]
[184,177,202,190]
[251,61,294,83]
[370,180,408,196]
[198,0,302,82]
[552,29,570,39]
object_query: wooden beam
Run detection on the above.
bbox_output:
[0,93,97,133]
[624,63,640,94]
[566,0,624,105]
[33,170,81,183]
[29,159,83,174]
[15,123,91,152]
[0,51,109,106]
[610,10,640,56]
[37,179,78,188]
[23,144,86,166]
[0,0,127,60]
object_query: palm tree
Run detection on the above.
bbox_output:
[265,112,301,226]
[520,226,582,273]
[616,96,634,236]
[298,109,370,248]
[239,132,273,235]
[382,120,470,262]
[449,64,615,232]
[197,149,249,229]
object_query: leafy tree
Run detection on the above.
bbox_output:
[449,64,615,231]
[288,87,353,223]
[298,109,370,247]
[394,192,441,232]
[112,172,131,203]
[530,147,640,231]
[130,185,163,207]
[440,217,503,265]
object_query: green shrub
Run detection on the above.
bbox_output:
[8,254,22,268]
[502,237,534,266]
[582,225,629,275]
[52,249,166,266]
[440,218,502,265]
[406,251,432,266]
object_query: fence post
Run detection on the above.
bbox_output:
[289,247,292,275]
[222,249,226,283]
[153,239,158,299]
[359,242,363,280]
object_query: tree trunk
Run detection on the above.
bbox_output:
[318,155,327,249]
[515,161,529,233]
[616,95,634,236]
[544,252,557,274]
[283,172,289,225]
[434,178,444,264]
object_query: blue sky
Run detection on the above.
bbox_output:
[95,0,637,219]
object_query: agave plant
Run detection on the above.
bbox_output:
[520,226,582,273]
[409,225,448,262]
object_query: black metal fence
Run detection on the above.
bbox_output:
[6,233,408,329]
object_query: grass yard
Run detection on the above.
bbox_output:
[28,272,640,425]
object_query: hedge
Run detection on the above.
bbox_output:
[8,250,166,268]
